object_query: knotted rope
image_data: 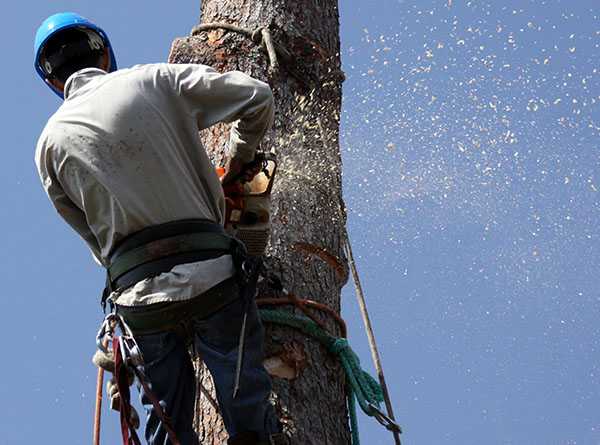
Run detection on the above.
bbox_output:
[259,309,395,445]
[191,22,289,74]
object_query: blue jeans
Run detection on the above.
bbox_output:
[132,286,277,444]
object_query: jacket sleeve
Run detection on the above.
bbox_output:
[35,134,103,264]
[164,63,274,163]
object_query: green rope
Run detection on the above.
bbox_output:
[348,383,361,445]
[259,309,385,445]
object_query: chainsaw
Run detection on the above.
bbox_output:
[216,152,277,256]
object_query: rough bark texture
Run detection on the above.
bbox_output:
[169,1,348,443]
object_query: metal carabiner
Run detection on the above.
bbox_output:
[122,336,144,368]
[115,315,144,368]
[368,403,402,433]
[96,314,118,353]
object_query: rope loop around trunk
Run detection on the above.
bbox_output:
[191,22,281,73]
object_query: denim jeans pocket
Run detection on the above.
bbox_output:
[192,298,247,353]
[136,331,179,368]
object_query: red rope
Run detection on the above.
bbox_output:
[256,295,347,338]
[113,337,142,445]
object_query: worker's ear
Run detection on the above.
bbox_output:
[100,48,111,71]
[48,77,65,94]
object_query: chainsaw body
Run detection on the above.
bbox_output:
[218,153,277,256]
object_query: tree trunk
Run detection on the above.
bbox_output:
[168,1,348,443]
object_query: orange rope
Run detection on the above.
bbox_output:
[93,367,104,445]
[292,242,348,282]
[93,338,109,445]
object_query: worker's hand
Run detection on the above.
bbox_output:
[221,157,261,186]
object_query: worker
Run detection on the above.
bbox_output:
[34,12,279,445]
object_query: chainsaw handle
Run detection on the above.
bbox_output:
[222,152,276,186]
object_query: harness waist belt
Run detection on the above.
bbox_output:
[107,219,242,293]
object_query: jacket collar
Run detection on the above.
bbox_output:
[64,68,107,100]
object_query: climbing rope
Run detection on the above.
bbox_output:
[191,22,289,74]
[259,309,400,445]
[345,237,403,445]
[189,22,344,88]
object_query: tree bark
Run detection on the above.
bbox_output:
[168,1,348,443]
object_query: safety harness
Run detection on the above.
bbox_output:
[96,218,262,445]
[101,219,246,311]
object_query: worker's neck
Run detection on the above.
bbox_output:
[63,68,108,100]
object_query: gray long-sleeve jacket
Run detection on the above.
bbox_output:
[35,63,274,306]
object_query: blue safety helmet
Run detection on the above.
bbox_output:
[34,12,117,98]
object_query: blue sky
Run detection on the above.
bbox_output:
[1,0,599,444]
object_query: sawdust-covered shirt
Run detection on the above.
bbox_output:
[35,64,274,306]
